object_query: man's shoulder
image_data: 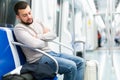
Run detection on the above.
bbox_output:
[14,23,28,31]
[15,23,26,28]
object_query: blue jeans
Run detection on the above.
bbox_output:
[38,51,85,80]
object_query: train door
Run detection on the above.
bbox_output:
[77,0,98,51]
[57,0,75,54]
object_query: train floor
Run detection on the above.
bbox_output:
[85,47,120,80]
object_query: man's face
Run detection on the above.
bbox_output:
[17,5,33,25]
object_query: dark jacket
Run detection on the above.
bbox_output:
[20,62,56,80]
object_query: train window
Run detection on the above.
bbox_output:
[0,0,32,27]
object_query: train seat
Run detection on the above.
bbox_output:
[0,27,26,80]
[0,27,58,80]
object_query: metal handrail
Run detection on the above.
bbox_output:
[52,40,86,57]
[52,41,74,52]
[11,41,59,74]
[74,40,86,58]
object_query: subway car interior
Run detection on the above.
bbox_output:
[0,0,120,80]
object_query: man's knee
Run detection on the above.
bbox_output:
[76,58,86,70]
[62,61,77,73]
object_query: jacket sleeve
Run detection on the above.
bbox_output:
[36,22,57,41]
[37,31,57,41]
[14,27,47,49]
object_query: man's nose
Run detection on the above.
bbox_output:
[27,14,31,18]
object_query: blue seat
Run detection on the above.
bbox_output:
[0,27,25,80]
[0,27,58,80]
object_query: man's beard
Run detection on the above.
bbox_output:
[21,19,33,25]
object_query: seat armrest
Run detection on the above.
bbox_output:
[74,40,85,44]
[52,41,74,52]
[74,40,86,58]
[11,41,59,74]
[52,40,86,56]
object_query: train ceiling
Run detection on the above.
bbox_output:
[94,0,120,13]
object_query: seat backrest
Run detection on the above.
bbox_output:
[0,27,26,80]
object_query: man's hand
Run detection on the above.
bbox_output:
[43,28,50,34]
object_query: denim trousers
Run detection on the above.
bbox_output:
[38,51,85,80]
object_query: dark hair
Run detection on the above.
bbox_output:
[14,1,28,15]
